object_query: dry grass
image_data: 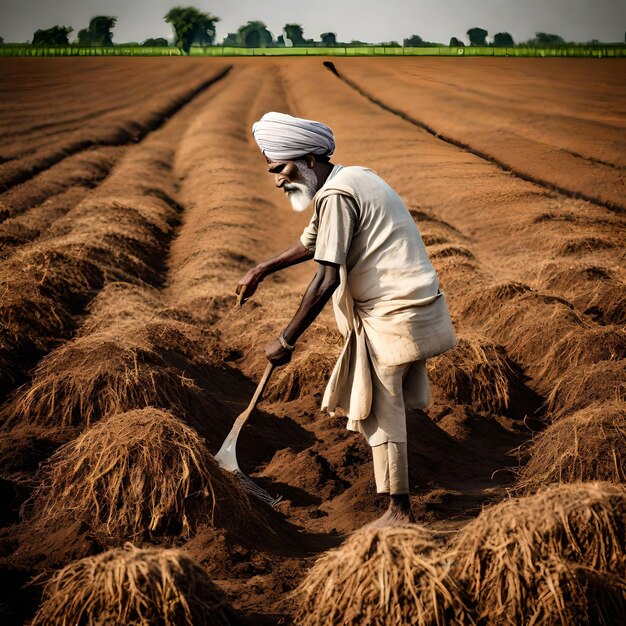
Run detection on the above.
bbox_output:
[2,284,227,429]
[29,408,254,539]
[546,360,625,419]
[557,236,617,256]
[528,558,626,626]
[461,285,592,391]
[428,243,475,261]
[452,482,626,625]
[295,525,473,626]
[539,263,626,326]
[0,247,104,397]
[536,326,625,389]
[264,327,342,402]
[0,211,177,401]
[428,334,524,414]
[515,402,626,494]
[31,543,235,626]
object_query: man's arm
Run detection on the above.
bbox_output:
[236,239,314,303]
[266,262,340,365]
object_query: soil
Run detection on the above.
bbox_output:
[0,57,623,625]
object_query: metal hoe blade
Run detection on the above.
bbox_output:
[214,362,282,507]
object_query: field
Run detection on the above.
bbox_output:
[0,57,624,624]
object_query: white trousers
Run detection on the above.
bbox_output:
[354,358,429,494]
[372,441,410,494]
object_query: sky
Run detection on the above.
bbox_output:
[1,0,625,44]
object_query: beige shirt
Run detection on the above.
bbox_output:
[301,164,456,420]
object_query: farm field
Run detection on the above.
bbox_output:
[0,57,624,624]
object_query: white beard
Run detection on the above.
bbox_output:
[284,160,318,212]
[285,183,314,212]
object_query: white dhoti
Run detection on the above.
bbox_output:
[358,359,429,494]
[349,358,429,447]
[300,164,456,495]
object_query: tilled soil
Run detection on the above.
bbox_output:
[0,57,624,625]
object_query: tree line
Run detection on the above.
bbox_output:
[5,7,620,53]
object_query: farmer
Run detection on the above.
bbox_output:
[236,112,456,526]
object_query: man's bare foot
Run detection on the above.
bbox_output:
[367,494,415,528]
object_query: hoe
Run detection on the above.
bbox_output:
[214,292,282,506]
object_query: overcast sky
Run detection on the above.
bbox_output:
[1,0,625,44]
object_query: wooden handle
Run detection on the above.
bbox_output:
[247,362,274,412]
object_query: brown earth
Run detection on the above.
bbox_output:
[0,57,624,625]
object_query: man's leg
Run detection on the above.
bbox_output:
[369,440,414,527]
[372,443,390,494]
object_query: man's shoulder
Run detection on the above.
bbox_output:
[316,165,379,201]
[333,165,377,181]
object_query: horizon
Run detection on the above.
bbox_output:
[1,0,625,45]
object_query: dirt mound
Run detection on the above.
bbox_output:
[536,325,625,388]
[546,360,625,418]
[295,525,471,626]
[453,482,626,624]
[539,263,626,325]
[31,543,236,626]
[2,302,231,431]
[515,402,626,494]
[264,328,342,403]
[428,334,534,416]
[28,408,256,539]
[557,235,618,256]
[462,285,595,390]
[0,247,104,398]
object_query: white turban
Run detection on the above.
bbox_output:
[252,111,335,161]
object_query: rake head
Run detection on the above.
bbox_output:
[215,437,282,507]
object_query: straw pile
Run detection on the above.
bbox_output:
[515,402,626,494]
[546,360,625,418]
[31,543,235,626]
[0,247,103,396]
[29,408,253,538]
[295,525,473,626]
[529,558,626,626]
[539,263,626,326]
[536,326,625,389]
[460,283,589,384]
[428,335,524,414]
[452,482,626,624]
[2,292,224,428]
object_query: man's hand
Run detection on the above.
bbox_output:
[235,241,314,305]
[235,265,264,304]
[265,338,292,366]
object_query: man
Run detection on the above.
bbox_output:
[236,112,456,526]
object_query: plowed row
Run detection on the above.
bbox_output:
[0,57,623,625]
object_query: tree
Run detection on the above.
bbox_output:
[403,34,424,47]
[467,27,488,46]
[33,25,73,46]
[321,32,336,46]
[283,24,306,46]
[534,32,565,46]
[237,21,273,47]
[142,37,169,47]
[449,37,464,47]
[222,33,238,46]
[77,16,117,46]
[0,36,4,44]
[493,32,514,47]
[164,7,219,54]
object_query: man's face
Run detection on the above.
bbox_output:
[266,157,318,212]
